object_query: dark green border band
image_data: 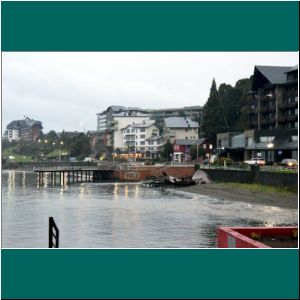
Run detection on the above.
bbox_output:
[2,249,299,299]
[1,1,299,299]
[1,1,299,51]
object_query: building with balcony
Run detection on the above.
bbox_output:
[119,120,162,159]
[163,117,199,143]
[5,117,43,142]
[250,65,298,131]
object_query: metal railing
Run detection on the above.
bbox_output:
[49,217,59,248]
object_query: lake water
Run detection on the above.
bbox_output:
[2,171,298,248]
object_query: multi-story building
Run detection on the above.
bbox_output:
[96,106,150,132]
[163,117,199,143]
[112,115,151,150]
[250,65,298,131]
[5,117,43,142]
[120,120,162,159]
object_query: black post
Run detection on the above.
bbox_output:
[49,217,59,248]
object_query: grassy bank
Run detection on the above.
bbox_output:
[217,182,297,196]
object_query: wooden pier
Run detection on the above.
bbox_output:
[33,164,114,187]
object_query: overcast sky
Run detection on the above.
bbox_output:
[2,52,298,133]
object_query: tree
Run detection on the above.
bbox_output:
[202,79,227,145]
[162,140,173,161]
[45,130,58,142]
[234,77,252,131]
[69,133,90,158]
[189,144,206,160]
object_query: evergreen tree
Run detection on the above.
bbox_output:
[202,79,227,145]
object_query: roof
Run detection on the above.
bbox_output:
[174,138,206,146]
[255,65,292,85]
[285,65,298,74]
[164,117,199,128]
[7,118,43,130]
[154,105,203,112]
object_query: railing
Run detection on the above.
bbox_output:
[199,164,297,173]
[279,101,298,109]
[260,106,276,112]
[260,117,276,125]
[49,217,59,248]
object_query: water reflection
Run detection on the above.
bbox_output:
[2,171,298,248]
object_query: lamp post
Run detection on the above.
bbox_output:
[59,141,64,161]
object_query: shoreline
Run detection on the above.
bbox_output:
[2,170,298,209]
[177,183,298,209]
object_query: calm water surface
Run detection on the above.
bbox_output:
[2,171,298,248]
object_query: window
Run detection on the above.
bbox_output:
[126,129,130,133]
[140,128,145,132]
[260,136,275,143]
[140,134,145,139]
[291,135,298,141]
[140,141,145,145]
[131,129,135,133]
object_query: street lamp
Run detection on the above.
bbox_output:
[59,141,64,161]
[267,143,274,148]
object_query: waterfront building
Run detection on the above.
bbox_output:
[250,65,298,131]
[216,128,298,163]
[120,120,162,159]
[163,117,199,143]
[173,138,208,163]
[112,115,151,151]
[5,117,43,142]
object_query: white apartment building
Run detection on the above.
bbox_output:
[113,115,151,150]
[122,120,159,153]
[163,117,199,143]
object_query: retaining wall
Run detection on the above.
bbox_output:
[203,168,298,191]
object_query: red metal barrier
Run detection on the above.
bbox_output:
[218,226,298,248]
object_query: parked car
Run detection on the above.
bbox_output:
[244,158,266,166]
[281,159,298,168]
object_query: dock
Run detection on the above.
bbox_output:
[33,163,114,186]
